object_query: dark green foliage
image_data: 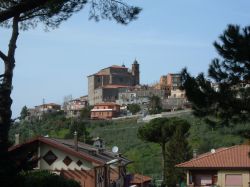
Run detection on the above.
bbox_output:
[138,117,191,186]
[79,106,92,120]
[64,120,92,144]
[148,95,162,114]
[165,124,191,187]
[0,0,141,28]
[18,170,80,187]
[20,105,28,120]
[181,25,250,124]
[9,113,92,144]
[127,103,141,114]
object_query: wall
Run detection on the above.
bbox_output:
[217,170,250,187]
[39,143,94,171]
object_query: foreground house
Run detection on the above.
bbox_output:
[176,144,250,187]
[9,136,131,187]
[129,173,152,187]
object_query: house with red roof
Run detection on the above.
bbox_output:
[91,102,120,120]
[129,173,152,187]
[176,144,250,187]
[9,135,132,187]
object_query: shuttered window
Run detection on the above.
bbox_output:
[225,174,242,186]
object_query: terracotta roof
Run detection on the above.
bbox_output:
[176,144,250,169]
[9,137,131,166]
[110,65,127,69]
[95,72,110,76]
[102,84,131,89]
[130,173,152,184]
[35,103,61,107]
[95,102,120,106]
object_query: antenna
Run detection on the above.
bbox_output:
[112,146,119,154]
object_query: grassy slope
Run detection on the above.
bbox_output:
[89,119,162,178]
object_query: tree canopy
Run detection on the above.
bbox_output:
[127,103,141,115]
[0,0,141,184]
[0,0,141,27]
[181,24,250,124]
[148,95,162,114]
[137,117,190,186]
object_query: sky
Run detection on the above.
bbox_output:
[1,0,250,117]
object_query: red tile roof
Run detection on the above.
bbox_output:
[9,137,131,166]
[95,72,110,76]
[102,84,131,89]
[110,65,127,69]
[95,102,120,106]
[130,173,152,184]
[176,144,250,169]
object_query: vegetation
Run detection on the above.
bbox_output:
[20,106,28,120]
[18,170,80,187]
[148,95,162,114]
[0,1,141,183]
[9,113,247,183]
[137,117,191,186]
[127,103,141,114]
[182,24,250,124]
[165,123,191,187]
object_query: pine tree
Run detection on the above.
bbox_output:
[165,125,191,187]
[182,25,250,123]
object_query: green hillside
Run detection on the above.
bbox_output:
[10,113,247,180]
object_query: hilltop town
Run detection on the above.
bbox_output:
[24,60,188,121]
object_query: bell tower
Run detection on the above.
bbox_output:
[132,59,140,85]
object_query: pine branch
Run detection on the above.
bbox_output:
[0,50,7,61]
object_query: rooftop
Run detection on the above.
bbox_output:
[176,144,250,169]
[9,136,131,166]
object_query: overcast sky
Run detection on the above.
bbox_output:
[1,0,250,117]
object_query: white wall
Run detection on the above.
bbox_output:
[39,143,94,171]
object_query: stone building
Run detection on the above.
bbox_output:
[88,60,140,105]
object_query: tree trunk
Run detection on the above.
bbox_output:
[0,15,19,186]
[161,142,167,187]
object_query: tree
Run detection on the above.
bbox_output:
[20,105,28,120]
[165,123,191,187]
[127,103,141,115]
[65,120,92,144]
[181,25,250,124]
[80,106,92,120]
[137,117,190,186]
[148,95,162,114]
[0,0,141,184]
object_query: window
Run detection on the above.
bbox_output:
[225,174,242,186]
[43,150,57,166]
[63,156,72,166]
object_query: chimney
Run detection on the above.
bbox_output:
[74,131,78,151]
[15,133,19,145]
[193,149,197,158]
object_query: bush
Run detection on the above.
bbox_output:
[18,170,80,187]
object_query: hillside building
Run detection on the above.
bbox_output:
[91,102,120,120]
[87,60,140,105]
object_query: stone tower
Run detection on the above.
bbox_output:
[132,59,140,85]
